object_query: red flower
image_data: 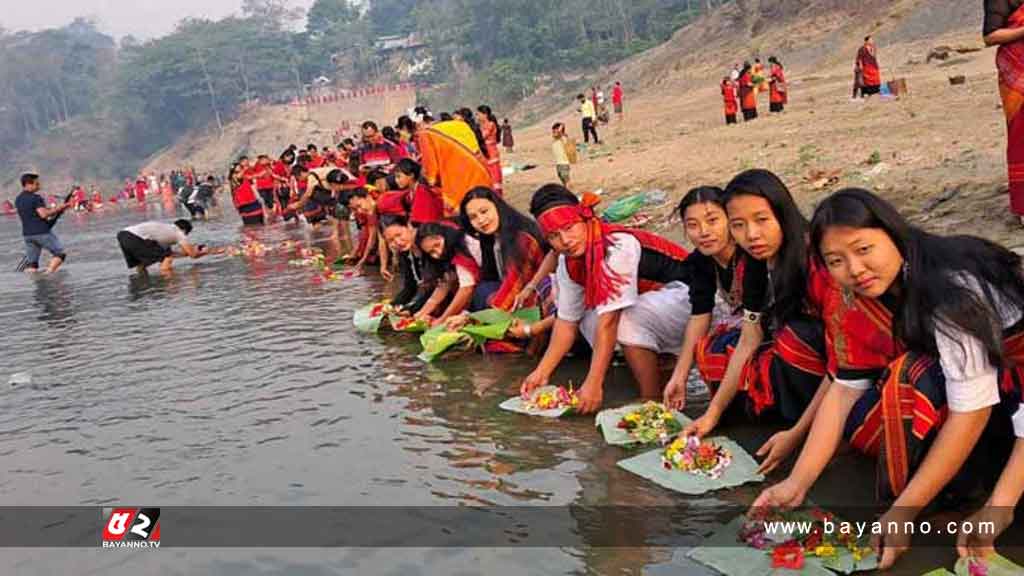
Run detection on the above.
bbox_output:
[803,527,822,551]
[771,542,805,570]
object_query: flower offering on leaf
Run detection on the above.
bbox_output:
[661,435,732,478]
[615,402,683,444]
[968,558,988,576]
[525,386,579,411]
[771,542,805,570]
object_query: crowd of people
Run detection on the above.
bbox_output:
[8,10,1024,567]
[203,98,1024,566]
[720,57,787,124]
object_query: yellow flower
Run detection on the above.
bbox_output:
[813,544,836,558]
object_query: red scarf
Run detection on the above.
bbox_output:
[537,192,688,308]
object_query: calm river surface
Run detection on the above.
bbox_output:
[0,199,988,575]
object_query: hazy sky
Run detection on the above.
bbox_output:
[1,0,317,40]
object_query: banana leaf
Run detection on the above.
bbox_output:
[954,554,1024,576]
[688,517,833,576]
[595,403,691,447]
[601,193,647,223]
[417,326,473,363]
[388,315,429,333]
[617,437,763,496]
[921,571,954,576]
[462,307,542,344]
[354,302,388,333]
[688,515,878,576]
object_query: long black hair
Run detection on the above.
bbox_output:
[724,169,810,325]
[415,222,468,281]
[455,107,490,159]
[394,158,423,185]
[477,104,499,132]
[460,186,545,271]
[810,188,1024,363]
[677,186,727,221]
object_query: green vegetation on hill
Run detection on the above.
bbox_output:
[1,0,729,193]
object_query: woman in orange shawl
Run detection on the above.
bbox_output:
[476,105,503,195]
[986,0,1024,221]
[415,120,494,218]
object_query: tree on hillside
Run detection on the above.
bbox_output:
[368,0,418,36]
[307,0,360,37]
[242,0,307,31]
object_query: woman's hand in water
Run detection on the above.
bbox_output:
[662,376,687,411]
[957,504,1013,560]
[756,428,802,475]
[750,477,807,511]
[520,369,549,397]
[380,266,394,282]
[681,405,721,439]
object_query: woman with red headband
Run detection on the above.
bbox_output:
[520,184,695,414]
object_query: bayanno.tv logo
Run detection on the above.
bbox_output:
[101,508,161,549]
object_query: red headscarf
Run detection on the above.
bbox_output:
[537,192,688,308]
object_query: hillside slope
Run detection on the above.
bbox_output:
[501,0,1023,249]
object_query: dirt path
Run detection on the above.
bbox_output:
[500,28,1024,251]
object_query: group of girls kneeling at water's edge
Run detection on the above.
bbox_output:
[372,168,1024,569]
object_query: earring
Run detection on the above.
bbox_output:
[902,261,909,283]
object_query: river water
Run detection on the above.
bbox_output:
[0,199,981,575]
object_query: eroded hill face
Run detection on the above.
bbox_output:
[143,87,417,176]
[500,0,1021,249]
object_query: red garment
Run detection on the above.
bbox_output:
[134,180,147,202]
[253,165,275,189]
[232,180,258,207]
[857,44,881,88]
[739,72,757,111]
[998,5,1024,215]
[303,152,323,168]
[612,85,623,105]
[271,161,290,187]
[409,182,444,225]
[536,193,689,308]
[769,64,788,104]
[721,81,738,116]
[480,119,503,193]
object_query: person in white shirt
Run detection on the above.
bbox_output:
[752,189,1024,570]
[520,185,695,414]
[116,219,208,275]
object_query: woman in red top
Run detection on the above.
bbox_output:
[476,105,503,195]
[272,150,296,221]
[856,36,882,96]
[721,77,739,125]
[394,158,443,226]
[768,56,787,113]
[738,62,758,121]
[229,163,264,226]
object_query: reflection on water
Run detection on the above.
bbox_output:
[0,204,942,575]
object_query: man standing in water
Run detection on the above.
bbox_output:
[16,172,69,274]
[116,219,208,275]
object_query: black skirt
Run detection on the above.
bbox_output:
[742,108,758,121]
[117,231,171,269]
[770,102,784,113]
[725,114,737,125]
